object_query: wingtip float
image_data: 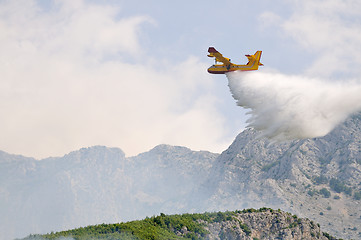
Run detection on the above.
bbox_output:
[207,47,263,74]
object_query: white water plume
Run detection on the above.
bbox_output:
[227,71,361,141]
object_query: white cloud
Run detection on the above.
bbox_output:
[0,0,229,158]
[266,0,361,78]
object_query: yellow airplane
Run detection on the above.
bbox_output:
[207,47,263,74]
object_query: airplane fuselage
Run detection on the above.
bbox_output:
[207,63,260,74]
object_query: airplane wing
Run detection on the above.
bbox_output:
[207,47,232,65]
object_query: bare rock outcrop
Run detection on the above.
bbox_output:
[203,209,330,240]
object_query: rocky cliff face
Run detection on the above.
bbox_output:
[203,113,361,239]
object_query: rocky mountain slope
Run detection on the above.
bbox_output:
[202,113,361,239]
[2,113,361,240]
[22,208,336,240]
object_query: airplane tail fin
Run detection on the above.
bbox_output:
[245,51,263,69]
[255,51,263,66]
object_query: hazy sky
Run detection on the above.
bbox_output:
[1,0,361,158]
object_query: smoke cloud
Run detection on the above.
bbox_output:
[227,71,361,141]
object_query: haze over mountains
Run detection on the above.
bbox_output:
[2,113,361,240]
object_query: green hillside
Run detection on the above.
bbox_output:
[24,211,226,240]
[22,208,341,240]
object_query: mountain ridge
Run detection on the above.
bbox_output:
[1,113,361,240]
